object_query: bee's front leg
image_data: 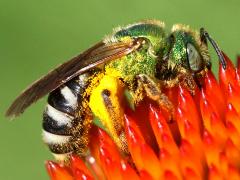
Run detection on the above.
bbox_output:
[135,74,174,121]
[179,73,197,95]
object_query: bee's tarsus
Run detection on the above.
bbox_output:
[136,74,174,121]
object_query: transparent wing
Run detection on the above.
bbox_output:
[6,38,145,118]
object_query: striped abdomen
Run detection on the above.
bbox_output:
[42,73,92,160]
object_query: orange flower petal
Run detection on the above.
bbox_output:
[120,161,140,180]
[179,139,204,179]
[228,165,240,180]
[133,100,159,151]
[225,139,240,169]
[176,107,200,143]
[99,148,122,180]
[124,109,162,179]
[149,103,178,156]
[203,70,226,119]
[178,86,201,134]
[219,52,236,96]
[226,83,240,113]
[88,125,101,165]
[219,152,228,178]
[184,168,201,180]
[163,170,181,180]
[98,128,121,162]
[203,130,221,170]
[74,169,94,180]
[159,149,182,180]
[85,156,105,180]
[45,161,73,180]
[208,165,222,180]
[140,170,154,180]
[226,121,240,152]
[176,100,203,157]
[226,104,240,137]
[70,155,93,178]
[45,51,240,180]
[237,55,240,71]
[200,93,227,147]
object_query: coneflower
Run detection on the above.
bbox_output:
[46,53,240,180]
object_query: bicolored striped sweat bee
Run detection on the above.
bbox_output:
[6,20,226,161]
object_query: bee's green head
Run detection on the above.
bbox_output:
[157,24,226,80]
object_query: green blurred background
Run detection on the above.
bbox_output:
[0,0,239,179]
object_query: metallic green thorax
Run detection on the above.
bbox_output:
[105,22,167,83]
[114,22,166,53]
[104,21,209,85]
[106,49,157,83]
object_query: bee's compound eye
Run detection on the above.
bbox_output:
[187,43,202,72]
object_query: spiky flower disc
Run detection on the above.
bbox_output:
[46,53,240,180]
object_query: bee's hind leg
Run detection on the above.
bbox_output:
[135,74,174,122]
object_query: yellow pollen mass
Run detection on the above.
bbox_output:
[89,75,125,148]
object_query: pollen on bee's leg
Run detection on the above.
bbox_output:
[157,95,175,123]
[89,75,127,152]
[136,74,174,122]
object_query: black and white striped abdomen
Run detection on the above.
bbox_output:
[42,73,91,160]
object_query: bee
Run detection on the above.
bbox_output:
[6,20,226,160]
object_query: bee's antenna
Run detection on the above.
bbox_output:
[200,28,226,69]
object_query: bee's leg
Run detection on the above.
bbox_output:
[89,75,128,153]
[136,74,174,121]
[180,74,197,95]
